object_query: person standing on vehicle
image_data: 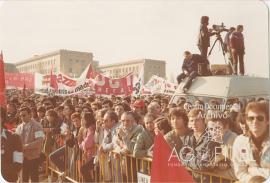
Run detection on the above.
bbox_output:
[230,25,245,75]
[197,16,216,59]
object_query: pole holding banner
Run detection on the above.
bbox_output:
[0,51,6,107]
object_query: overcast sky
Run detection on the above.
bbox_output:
[0,0,269,81]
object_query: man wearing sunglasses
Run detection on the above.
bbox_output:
[232,101,269,183]
[15,106,44,182]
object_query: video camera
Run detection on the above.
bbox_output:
[211,23,229,33]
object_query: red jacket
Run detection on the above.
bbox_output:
[230,31,245,50]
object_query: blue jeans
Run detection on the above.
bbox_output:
[49,146,65,172]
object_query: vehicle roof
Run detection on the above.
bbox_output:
[175,76,270,98]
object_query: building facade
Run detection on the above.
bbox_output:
[99,59,166,83]
[15,49,98,78]
[4,63,19,73]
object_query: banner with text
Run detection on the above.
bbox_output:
[5,73,35,89]
[143,75,177,95]
[95,73,133,96]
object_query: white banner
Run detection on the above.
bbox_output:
[133,67,144,97]
[143,75,177,95]
[34,72,95,96]
[137,172,150,183]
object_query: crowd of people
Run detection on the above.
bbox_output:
[1,89,269,183]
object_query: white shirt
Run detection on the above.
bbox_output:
[232,134,270,183]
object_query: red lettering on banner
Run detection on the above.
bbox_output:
[95,73,133,96]
[5,73,34,89]
[109,80,120,88]
[96,74,106,86]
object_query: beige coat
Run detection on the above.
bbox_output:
[15,120,44,160]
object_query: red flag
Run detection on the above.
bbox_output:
[0,51,6,107]
[22,83,26,97]
[50,65,58,90]
[151,134,194,183]
[86,64,95,79]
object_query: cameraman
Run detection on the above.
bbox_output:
[177,51,208,93]
[197,16,216,58]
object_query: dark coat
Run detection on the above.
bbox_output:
[230,31,245,53]
[165,129,193,153]
[1,129,23,182]
[182,54,208,74]
[180,128,220,171]
[197,24,211,47]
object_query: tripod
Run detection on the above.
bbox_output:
[208,33,234,72]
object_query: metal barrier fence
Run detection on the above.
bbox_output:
[97,150,152,182]
[45,135,238,183]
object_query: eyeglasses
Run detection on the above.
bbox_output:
[246,115,265,122]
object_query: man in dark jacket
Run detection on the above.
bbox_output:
[181,109,221,182]
[230,25,245,75]
[197,16,216,58]
[177,51,209,92]
[1,107,23,182]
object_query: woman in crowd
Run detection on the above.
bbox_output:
[79,112,96,182]
[232,101,270,183]
[154,117,172,136]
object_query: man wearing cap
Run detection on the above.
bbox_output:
[132,99,146,116]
